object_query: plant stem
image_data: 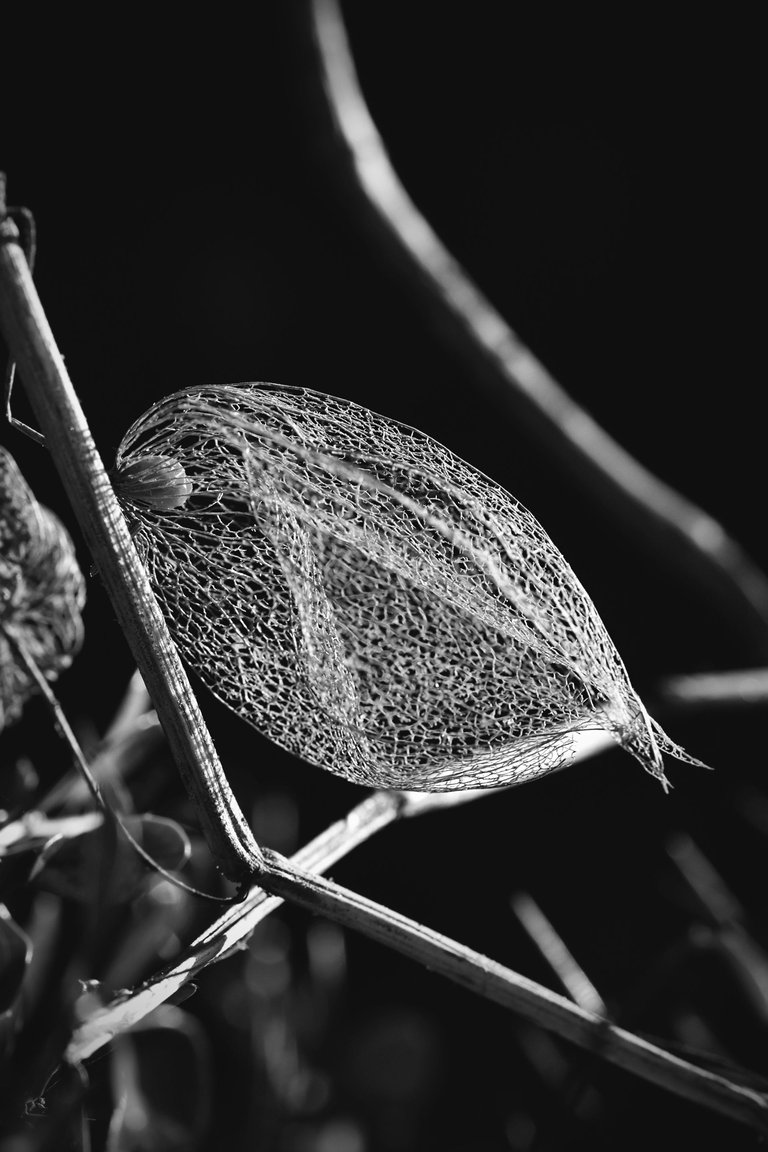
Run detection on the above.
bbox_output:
[67,732,615,1057]
[0,202,262,886]
[69,777,768,1132]
[259,848,768,1133]
[68,789,405,1060]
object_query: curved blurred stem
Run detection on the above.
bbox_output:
[304,0,768,660]
[0,206,261,885]
[662,667,768,709]
[511,892,608,1016]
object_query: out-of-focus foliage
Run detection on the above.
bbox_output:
[0,903,31,1067]
[0,675,209,1144]
[105,1008,211,1152]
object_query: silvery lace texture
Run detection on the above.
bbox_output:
[1,447,86,730]
[114,383,702,791]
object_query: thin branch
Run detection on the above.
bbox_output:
[35,671,159,820]
[70,768,768,1132]
[68,789,405,1061]
[511,893,607,1016]
[0,200,261,886]
[68,729,616,1057]
[255,849,768,1133]
[667,834,768,1022]
[304,0,768,659]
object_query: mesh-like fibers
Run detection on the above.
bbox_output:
[114,383,703,791]
[1,447,86,730]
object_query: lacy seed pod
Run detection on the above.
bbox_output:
[113,383,704,791]
[1,447,86,731]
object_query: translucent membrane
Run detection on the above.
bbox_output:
[114,383,704,791]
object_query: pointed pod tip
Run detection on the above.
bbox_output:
[614,702,707,789]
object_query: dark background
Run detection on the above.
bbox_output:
[2,5,765,1150]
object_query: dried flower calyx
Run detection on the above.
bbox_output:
[114,383,706,791]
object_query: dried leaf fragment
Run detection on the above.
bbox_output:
[0,446,86,731]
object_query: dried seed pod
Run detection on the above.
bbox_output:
[111,455,194,511]
[113,383,704,791]
[1,447,86,731]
